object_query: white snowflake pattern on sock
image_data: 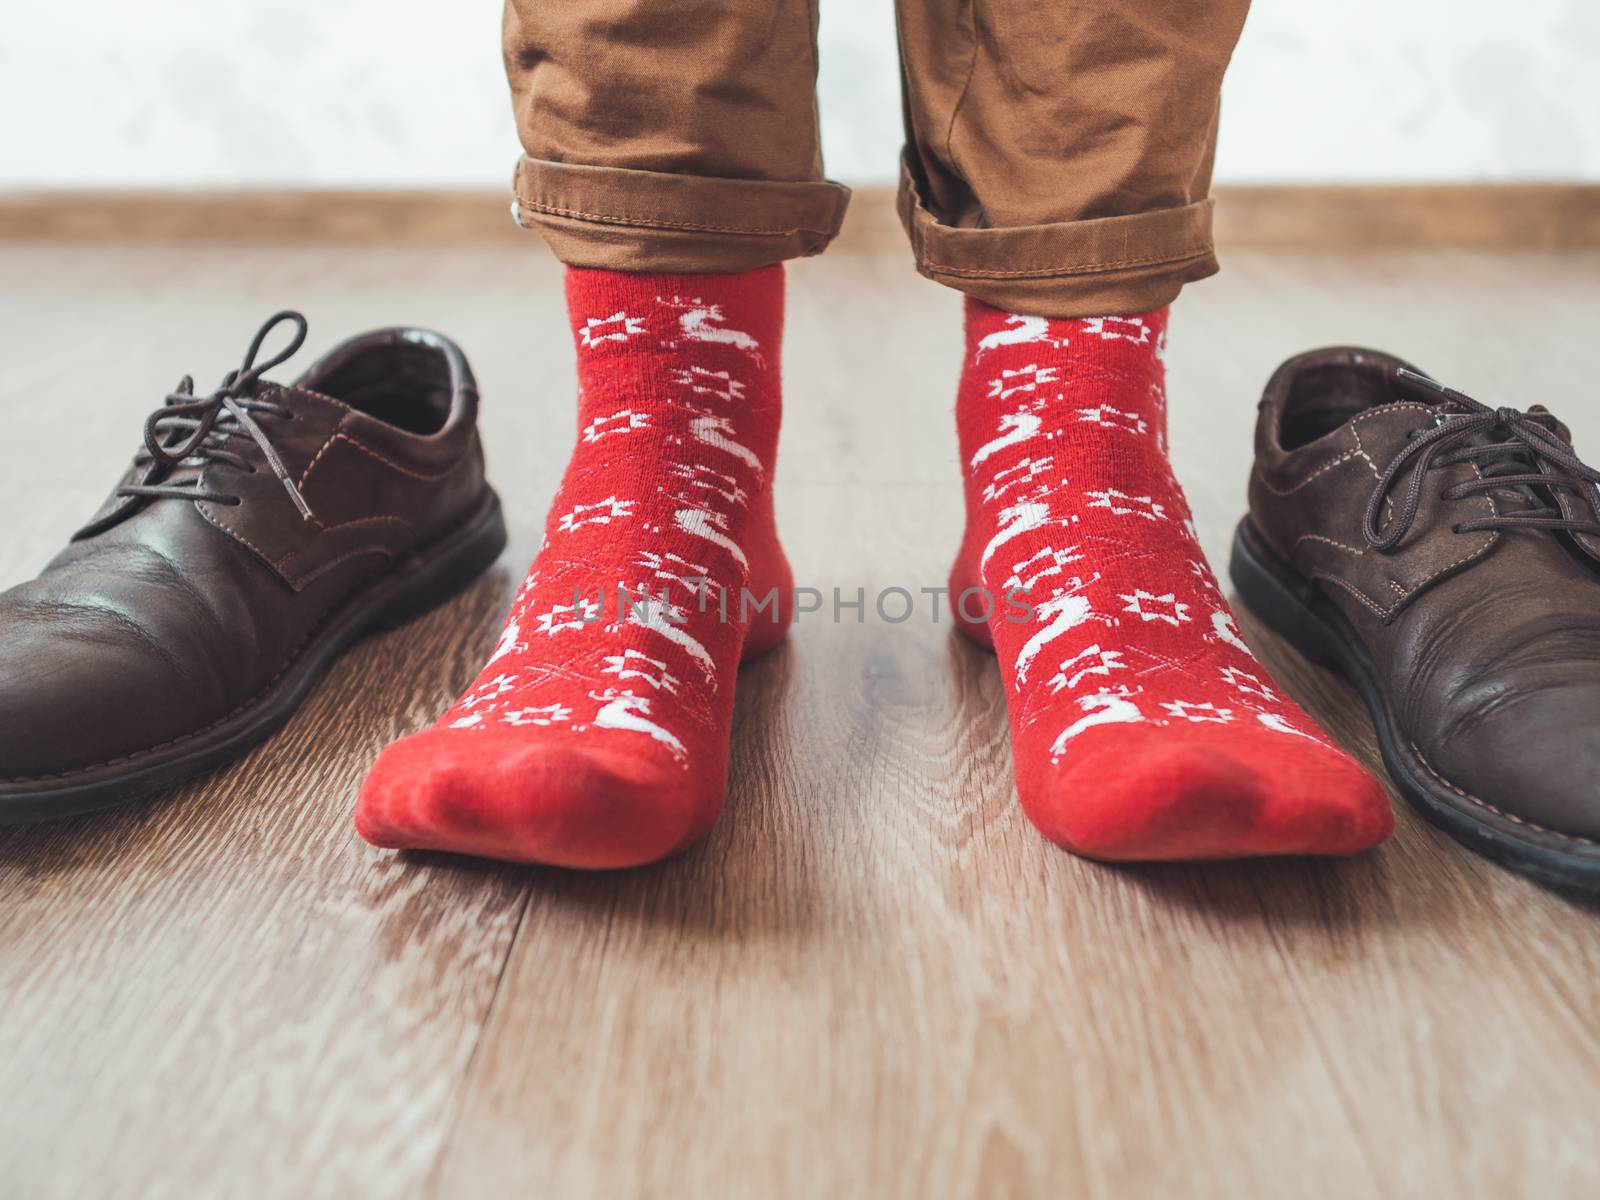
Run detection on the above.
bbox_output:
[1085,488,1167,521]
[580,311,646,347]
[1119,590,1191,626]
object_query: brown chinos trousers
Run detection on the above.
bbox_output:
[503,1,1250,317]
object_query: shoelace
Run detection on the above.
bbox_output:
[1363,368,1600,551]
[117,311,316,520]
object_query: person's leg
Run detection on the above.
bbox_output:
[504,0,848,273]
[901,0,1393,859]
[357,1,844,867]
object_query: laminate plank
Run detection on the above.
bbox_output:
[0,225,1595,1199]
[433,240,1600,1199]
[0,577,532,1200]
[0,247,563,1200]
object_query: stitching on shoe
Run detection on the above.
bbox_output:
[197,498,276,567]
[334,434,462,482]
[283,546,396,590]
[1409,740,1598,848]
[301,431,463,487]
[1296,405,1498,618]
[1259,405,1434,498]
[1307,571,1394,621]
[278,518,410,582]
[1347,403,1436,480]
[1395,461,1499,600]
[297,428,343,489]
[1347,428,1383,481]
[1261,450,1370,495]
[289,385,347,409]
[1296,533,1366,555]
[301,515,411,537]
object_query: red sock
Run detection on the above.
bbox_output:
[951,300,1393,860]
[357,265,791,868]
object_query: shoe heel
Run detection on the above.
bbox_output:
[1227,518,1341,669]
[374,494,509,632]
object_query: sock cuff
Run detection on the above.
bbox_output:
[563,264,787,380]
[961,295,1170,348]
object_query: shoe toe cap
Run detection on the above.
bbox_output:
[0,605,213,782]
[1427,684,1600,843]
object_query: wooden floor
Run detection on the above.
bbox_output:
[2,205,1598,1199]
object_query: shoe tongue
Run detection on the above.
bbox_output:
[1388,371,1554,515]
[1448,399,1567,513]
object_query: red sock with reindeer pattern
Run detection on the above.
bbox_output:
[356,265,790,868]
[950,299,1393,860]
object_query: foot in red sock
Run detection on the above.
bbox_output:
[357,265,791,868]
[951,300,1393,861]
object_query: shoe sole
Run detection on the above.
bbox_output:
[1229,517,1600,891]
[0,491,509,825]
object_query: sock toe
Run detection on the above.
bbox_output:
[356,729,715,869]
[953,299,1396,863]
[355,263,786,870]
[1017,725,1394,862]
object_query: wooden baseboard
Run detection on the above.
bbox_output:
[1,184,1596,248]
[1213,184,1600,249]
[0,190,518,244]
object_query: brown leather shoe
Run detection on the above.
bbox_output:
[0,312,505,823]
[1231,348,1600,888]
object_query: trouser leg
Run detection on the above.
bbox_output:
[895,0,1251,316]
[503,0,851,272]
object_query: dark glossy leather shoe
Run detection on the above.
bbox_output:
[0,312,505,823]
[1232,348,1600,888]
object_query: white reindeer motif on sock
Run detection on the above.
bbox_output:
[970,410,1043,468]
[1208,609,1253,655]
[1049,686,1146,761]
[609,594,717,684]
[1002,543,1085,593]
[689,414,764,475]
[975,313,1061,359]
[1255,712,1319,740]
[589,689,687,762]
[673,506,748,569]
[662,297,764,365]
[669,462,748,507]
[636,549,721,606]
[1014,574,1110,683]
[980,498,1066,578]
[487,619,522,666]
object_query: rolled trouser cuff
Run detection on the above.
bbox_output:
[897,158,1219,318]
[513,156,852,274]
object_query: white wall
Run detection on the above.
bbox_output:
[3,0,1596,189]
